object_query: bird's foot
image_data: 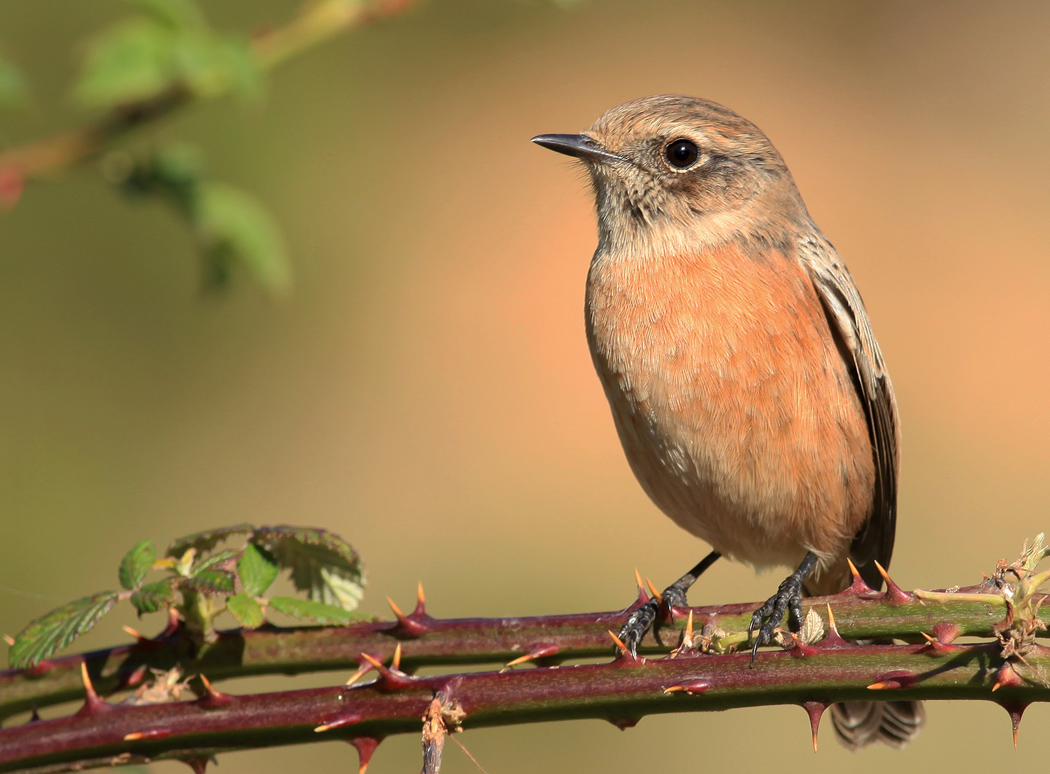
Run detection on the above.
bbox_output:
[616,585,687,656]
[748,552,817,662]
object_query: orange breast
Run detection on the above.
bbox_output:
[586,241,875,574]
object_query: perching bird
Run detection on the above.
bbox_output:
[532,95,923,749]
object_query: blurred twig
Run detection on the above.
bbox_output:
[0,0,416,183]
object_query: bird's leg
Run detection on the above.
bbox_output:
[617,551,720,656]
[748,551,819,661]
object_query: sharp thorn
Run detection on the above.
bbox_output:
[2,634,13,646]
[608,630,628,652]
[873,561,913,603]
[387,594,429,637]
[801,701,827,752]
[684,610,694,645]
[634,568,648,598]
[80,662,95,695]
[645,578,663,605]
[391,643,402,671]
[358,651,414,690]
[122,625,144,641]
[505,644,561,668]
[345,664,371,687]
[179,756,212,774]
[998,700,1028,749]
[314,713,362,733]
[349,736,382,774]
[76,663,108,716]
[873,561,891,583]
[825,604,838,635]
[663,685,684,693]
[414,581,426,615]
[846,557,861,580]
[359,652,384,670]
[197,674,232,708]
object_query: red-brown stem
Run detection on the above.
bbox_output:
[0,585,1031,722]
[1,639,1047,773]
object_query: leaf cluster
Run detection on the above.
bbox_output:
[7,524,367,669]
[0,0,296,292]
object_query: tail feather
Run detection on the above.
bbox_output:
[832,700,925,750]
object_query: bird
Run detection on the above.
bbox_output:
[532,95,923,749]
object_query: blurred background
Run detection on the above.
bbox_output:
[2,0,1049,770]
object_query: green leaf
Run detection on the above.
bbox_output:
[128,0,208,30]
[226,593,265,628]
[193,549,239,573]
[119,540,156,590]
[238,543,279,597]
[195,182,291,294]
[75,17,178,106]
[9,592,120,668]
[181,569,235,595]
[130,578,177,614]
[0,57,27,111]
[167,524,253,558]
[174,32,260,100]
[267,596,368,626]
[254,527,365,611]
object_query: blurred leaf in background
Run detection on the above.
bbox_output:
[75,0,260,106]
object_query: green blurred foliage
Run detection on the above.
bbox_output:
[75,0,259,105]
[0,55,27,110]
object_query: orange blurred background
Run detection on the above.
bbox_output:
[2,0,1049,771]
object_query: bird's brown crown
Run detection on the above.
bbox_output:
[579,95,812,255]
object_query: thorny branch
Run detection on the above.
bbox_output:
[2,543,1049,774]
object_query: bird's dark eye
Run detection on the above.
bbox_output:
[665,139,699,169]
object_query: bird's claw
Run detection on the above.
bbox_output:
[616,585,687,656]
[748,572,806,661]
[617,600,658,656]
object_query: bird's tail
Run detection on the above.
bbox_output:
[830,700,925,750]
[804,567,925,750]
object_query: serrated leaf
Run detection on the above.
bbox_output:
[131,578,177,614]
[195,182,291,295]
[119,540,156,590]
[167,524,253,558]
[181,569,235,595]
[9,592,120,668]
[226,593,265,628]
[193,549,239,573]
[238,543,279,597]
[128,0,207,29]
[0,57,27,110]
[254,527,364,611]
[267,596,368,626]
[75,17,178,106]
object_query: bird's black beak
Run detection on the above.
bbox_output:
[531,134,622,163]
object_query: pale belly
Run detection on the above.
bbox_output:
[586,244,875,575]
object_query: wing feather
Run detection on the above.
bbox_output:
[798,236,900,588]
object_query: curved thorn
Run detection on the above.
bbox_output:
[645,578,664,606]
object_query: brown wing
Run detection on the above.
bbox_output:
[798,235,900,589]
